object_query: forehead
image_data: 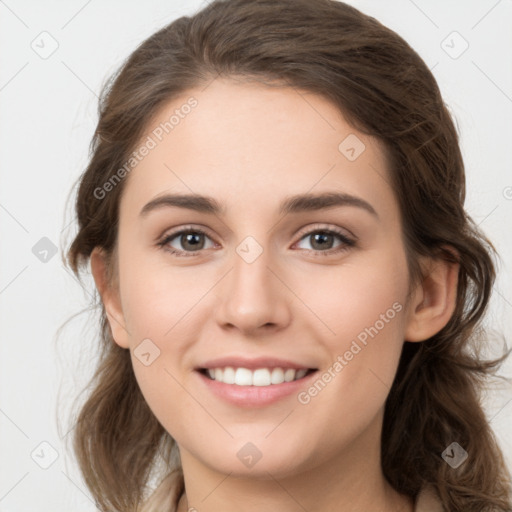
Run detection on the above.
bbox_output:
[120,78,396,222]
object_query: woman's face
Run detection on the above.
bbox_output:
[101,78,416,478]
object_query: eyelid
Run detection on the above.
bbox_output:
[294,222,357,242]
[158,223,217,242]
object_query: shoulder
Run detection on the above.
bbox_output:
[415,484,443,512]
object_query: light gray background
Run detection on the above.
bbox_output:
[1,1,511,510]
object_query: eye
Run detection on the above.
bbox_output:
[157,226,216,257]
[293,224,356,257]
[157,224,356,258]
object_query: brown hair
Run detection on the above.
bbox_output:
[64,0,512,510]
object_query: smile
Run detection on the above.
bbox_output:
[200,366,316,386]
[196,367,319,408]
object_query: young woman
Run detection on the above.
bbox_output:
[65,0,512,510]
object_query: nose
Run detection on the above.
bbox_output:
[214,242,292,335]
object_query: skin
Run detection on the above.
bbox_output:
[91,78,459,512]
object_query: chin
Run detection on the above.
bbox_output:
[190,438,312,480]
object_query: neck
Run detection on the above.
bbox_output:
[175,413,413,512]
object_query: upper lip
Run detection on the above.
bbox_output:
[196,356,318,371]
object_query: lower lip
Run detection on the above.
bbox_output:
[195,370,318,408]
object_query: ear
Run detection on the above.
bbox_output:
[90,247,130,349]
[404,251,459,342]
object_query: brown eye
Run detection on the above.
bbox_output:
[294,227,356,257]
[158,228,216,256]
[157,225,356,258]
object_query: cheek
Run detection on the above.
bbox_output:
[116,249,212,412]
[296,249,409,413]
[117,243,206,338]
[301,247,409,345]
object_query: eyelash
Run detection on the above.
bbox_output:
[157,224,356,258]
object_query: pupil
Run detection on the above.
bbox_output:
[183,233,204,250]
[312,232,332,250]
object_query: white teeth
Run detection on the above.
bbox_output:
[222,366,236,384]
[204,366,312,386]
[284,368,295,382]
[295,369,308,380]
[271,368,285,384]
[252,368,271,386]
[235,368,253,386]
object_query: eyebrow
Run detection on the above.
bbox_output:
[140,191,378,218]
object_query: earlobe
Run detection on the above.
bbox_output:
[404,255,459,342]
[90,247,130,349]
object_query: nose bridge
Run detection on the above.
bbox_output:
[215,234,290,332]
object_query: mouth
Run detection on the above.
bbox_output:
[195,366,320,408]
[196,367,318,386]
[193,355,321,407]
